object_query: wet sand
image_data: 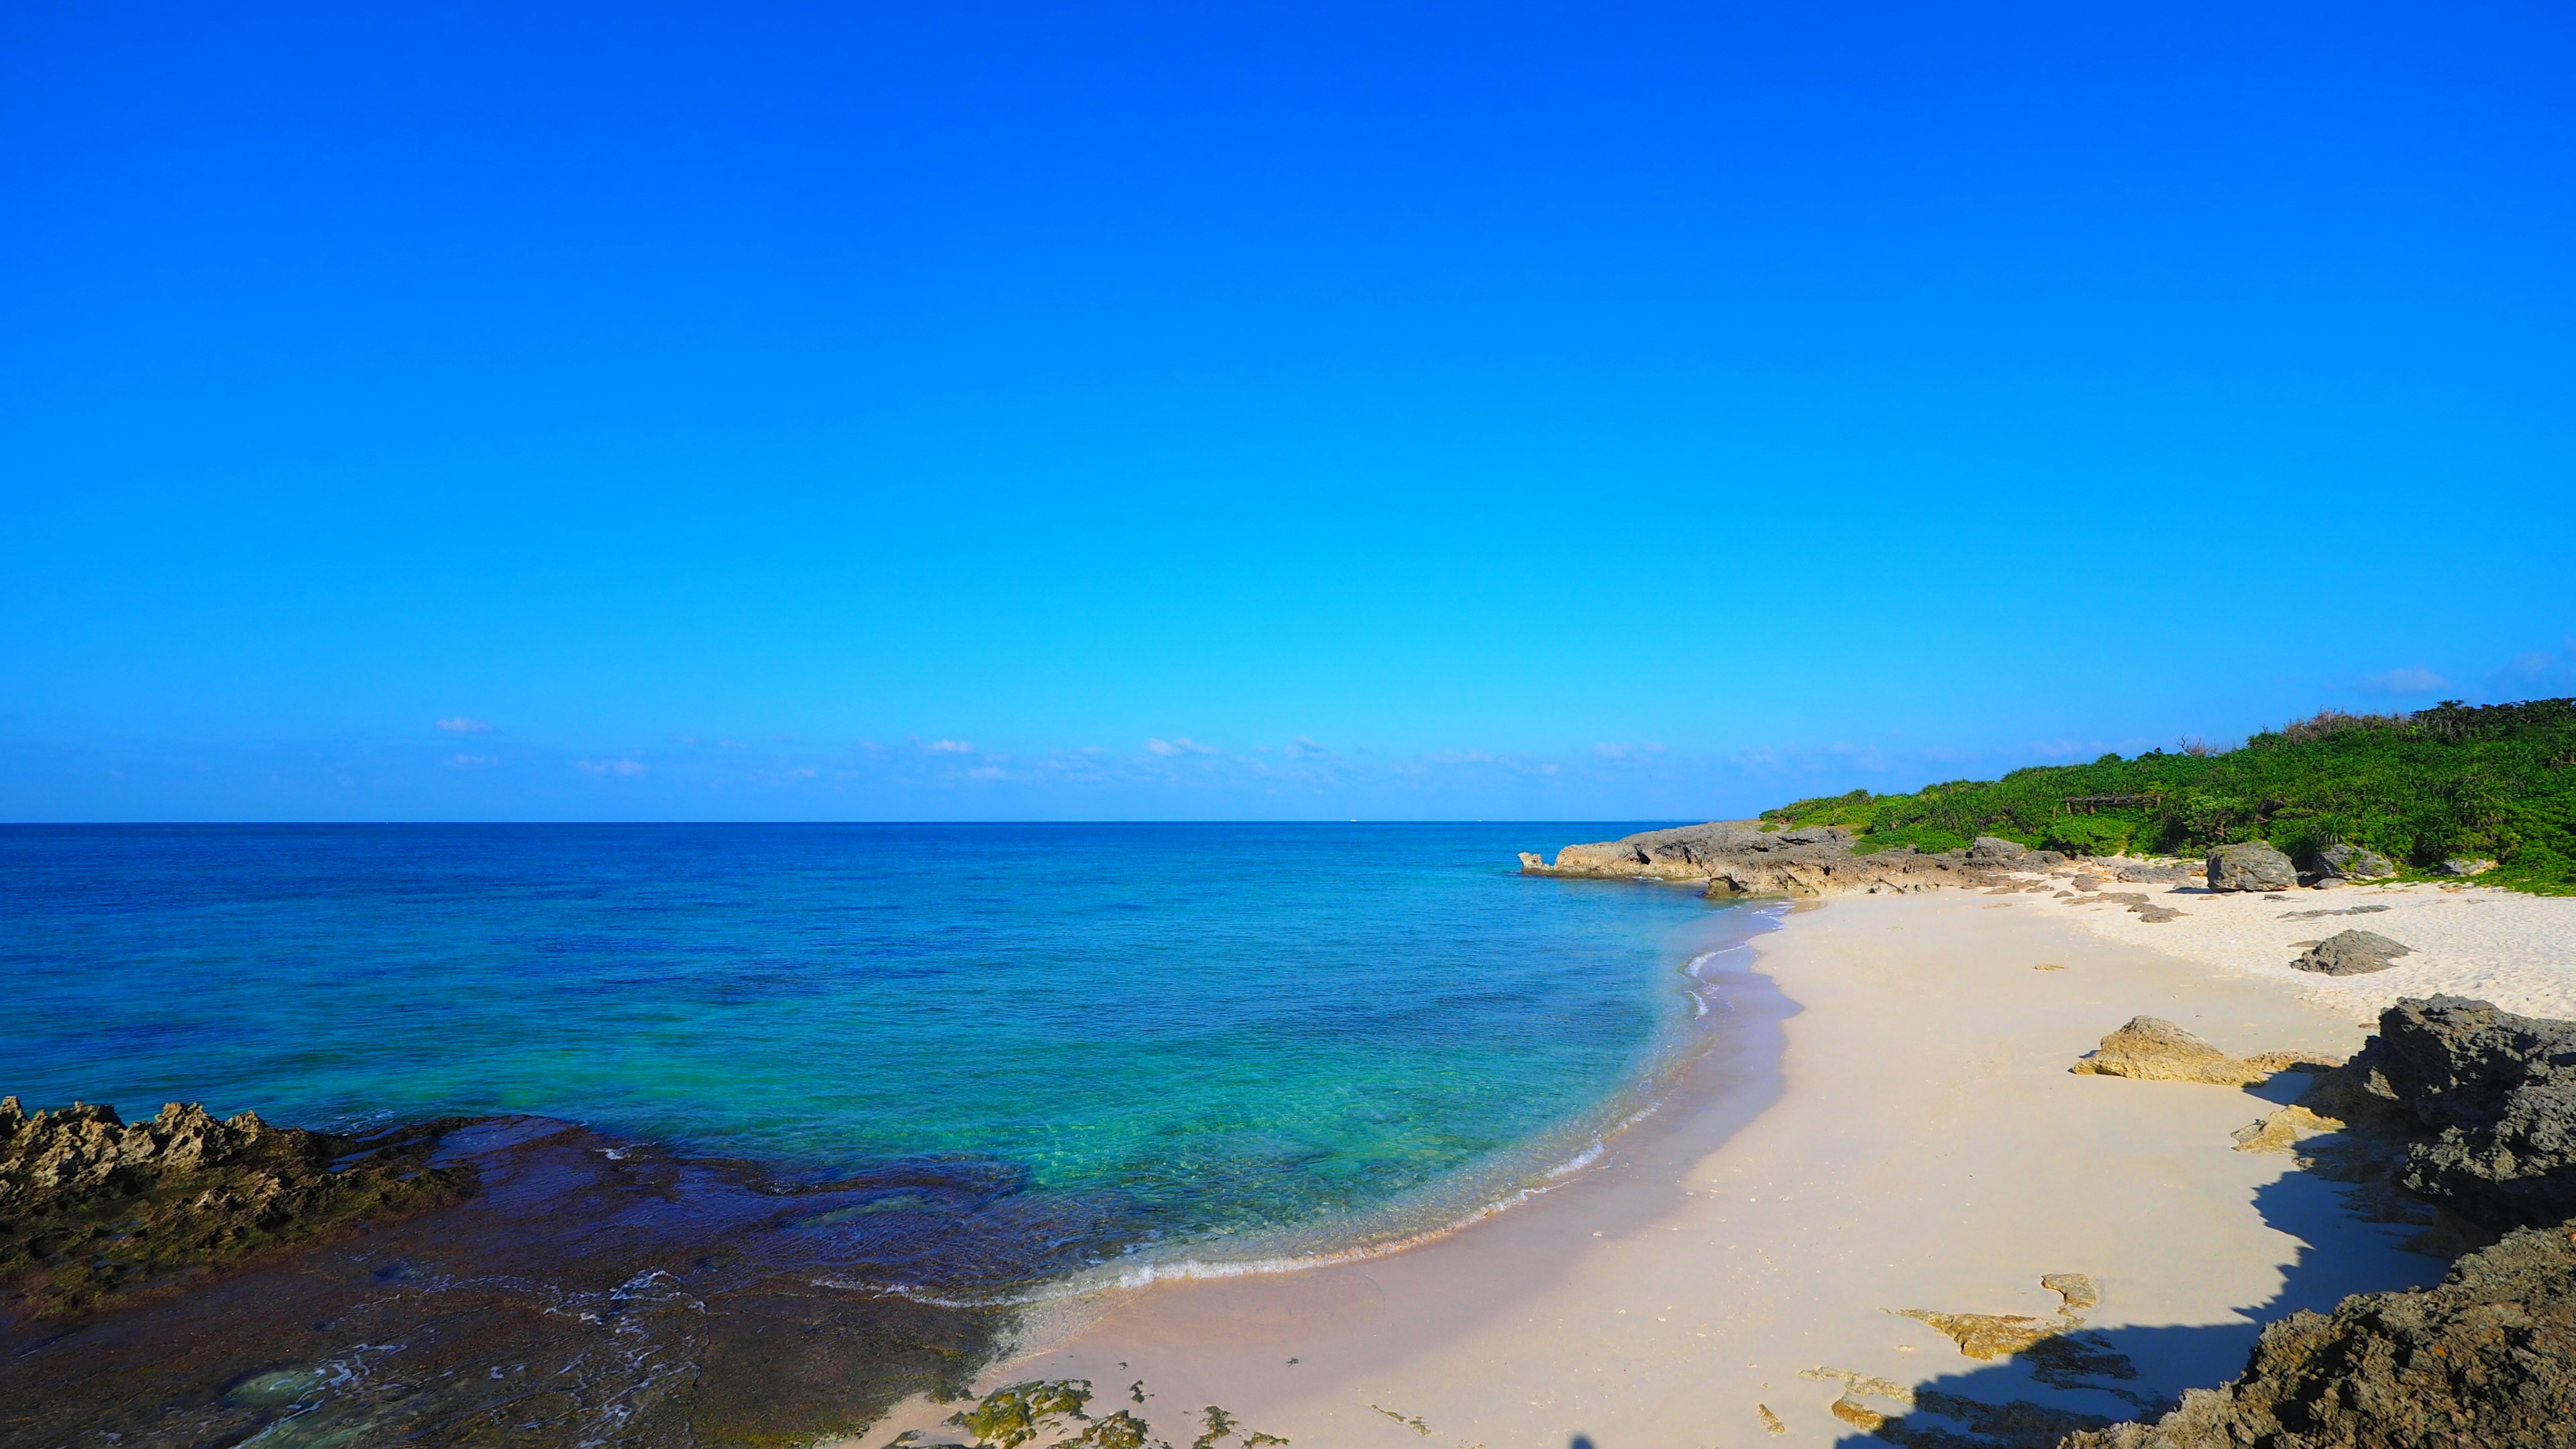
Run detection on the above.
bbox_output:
[851,890,2444,1448]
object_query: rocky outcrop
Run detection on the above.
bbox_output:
[2070,1018,2334,1087]
[2310,843,2398,883]
[2312,996,2576,1232]
[2290,929,2413,976]
[0,1095,473,1315]
[2206,841,2299,892]
[2059,1218,2576,1448]
[2436,857,2498,877]
[1517,821,1849,880]
[1518,822,2070,898]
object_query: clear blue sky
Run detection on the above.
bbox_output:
[3,2,2571,821]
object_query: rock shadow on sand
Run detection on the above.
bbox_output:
[1817,1077,2443,1448]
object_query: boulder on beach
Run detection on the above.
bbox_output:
[2310,842,2398,882]
[2316,996,2576,1232]
[2204,841,2298,892]
[2061,1218,2576,1448]
[2290,928,2413,975]
[1966,835,2028,863]
[2070,1017,2268,1087]
[2438,856,2499,877]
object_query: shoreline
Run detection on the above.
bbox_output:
[850,887,2471,1448]
[858,896,1788,1311]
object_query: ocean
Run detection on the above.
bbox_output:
[1,822,1775,1442]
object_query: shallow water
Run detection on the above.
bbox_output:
[4,822,1752,1289]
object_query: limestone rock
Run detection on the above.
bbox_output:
[2291,928,2414,976]
[2072,1018,2267,1087]
[2206,841,2298,892]
[0,1095,472,1316]
[2317,996,2576,1232]
[2061,1219,2576,1448]
[1968,835,2030,863]
[2232,1104,2345,1153]
[1891,1308,2065,1360]
[2041,1273,2100,1311]
[2312,842,2398,882]
[2438,856,2498,877]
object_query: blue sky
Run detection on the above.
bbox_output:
[3,1,2571,821]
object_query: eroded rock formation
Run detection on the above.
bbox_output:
[1516,822,2069,898]
[0,1094,473,1315]
[2312,996,2576,1232]
[2060,1220,2576,1448]
[2069,1018,2334,1087]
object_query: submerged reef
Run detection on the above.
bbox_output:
[1,1110,1030,1448]
[0,1093,474,1315]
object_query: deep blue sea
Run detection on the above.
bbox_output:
[2,823,1764,1294]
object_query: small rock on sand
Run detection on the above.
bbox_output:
[2071,1016,2269,1086]
[2231,1104,2345,1153]
[2290,928,2413,976]
[1756,1402,1786,1435]
[2042,1273,2100,1311]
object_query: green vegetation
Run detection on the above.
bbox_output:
[1760,698,2576,896]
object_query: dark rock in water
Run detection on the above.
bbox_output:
[2310,842,2398,882]
[2290,929,2414,976]
[0,1116,1022,1449]
[0,1094,474,1316]
[2206,841,2298,892]
[2059,1218,2576,1448]
[2319,996,2576,1232]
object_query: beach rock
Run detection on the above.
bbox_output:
[2312,843,2398,882]
[1520,820,1993,898]
[2059,1218,2576,1449]
[2438,857,2498,877]
[2042,1273,2100,1311]
[2206,841,2298,892]
[1968,836,2030,863]
[0,1095,472,1316]
[2316,996,2576,1232]
[2290,929,2414,976]
[2232,1104,2345,1154]
[2072,1018,2269,1087]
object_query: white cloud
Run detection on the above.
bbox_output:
[1591,741,1667,762]
[577,758,647,776]
[445,753,498,769]
[912,737,975,754]
[967,765,1005,781]
[437,716,494,734]
[2358,665,2453,696]
[1283,735,1330,759]
[1145,737,1219,756]
[2489,641,2576,696]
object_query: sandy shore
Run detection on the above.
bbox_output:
[1994,874,2576,1022]
[847,885,2566,1448]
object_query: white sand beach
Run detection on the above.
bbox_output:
[851,883,2576,1448]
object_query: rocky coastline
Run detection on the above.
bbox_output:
[2057,995,2576,1447]
[1523,825,2576,1447]
[0,1094,474,1317]
[1517,820,2074,896]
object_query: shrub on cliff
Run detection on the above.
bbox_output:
[1761,698,2576,894]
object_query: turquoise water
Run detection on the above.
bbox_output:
[3,823,1756,1290]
